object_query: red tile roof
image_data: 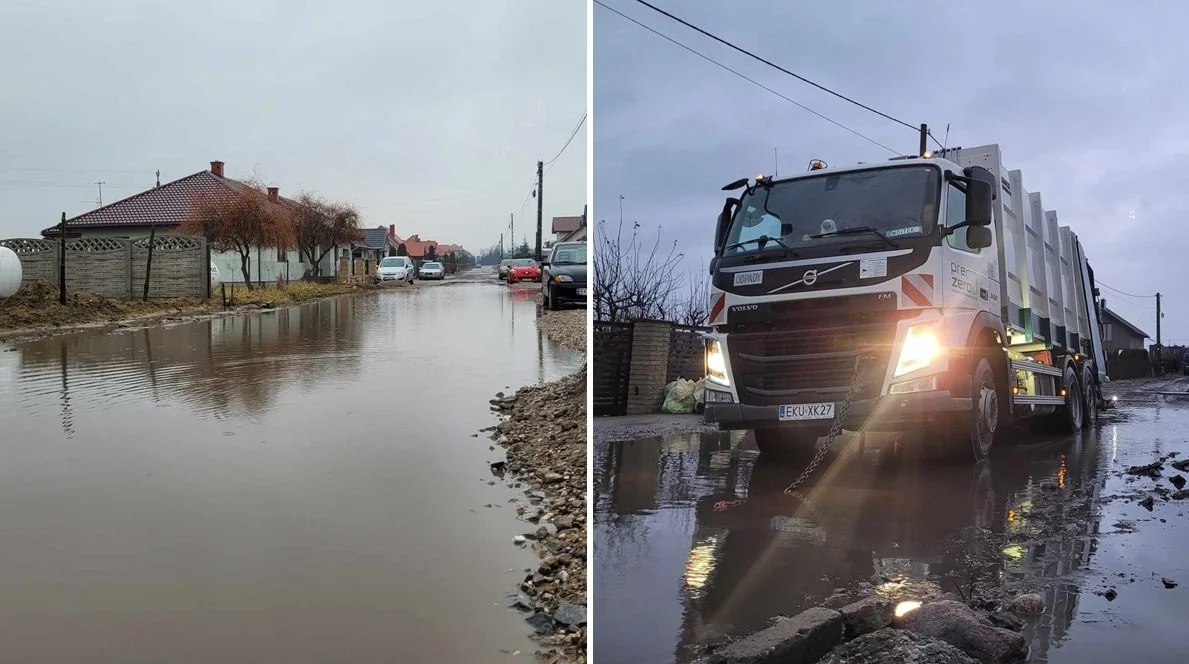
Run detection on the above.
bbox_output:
[41,168,293,236]
[552,216,583,233]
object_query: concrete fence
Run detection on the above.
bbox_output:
[594,319,709,416]
[0,235,208,299]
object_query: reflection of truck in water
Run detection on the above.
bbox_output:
[702,142,1111,460]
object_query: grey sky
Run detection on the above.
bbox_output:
[0,0,586,254]
[595,0,1186,344]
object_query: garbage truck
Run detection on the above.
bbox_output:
[701,142,1110,461]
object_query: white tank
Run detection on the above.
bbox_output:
[0,246,22,298]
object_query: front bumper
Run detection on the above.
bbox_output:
[548,282,587,303]
[703,388,972,432]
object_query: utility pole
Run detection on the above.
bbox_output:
[535,160,543,261]
[619,195,624,225]
[1156,291,1163,372]
[510,212,514,258]
[499,233,504,260]
[57,212,67,305]
[95,181,105,207]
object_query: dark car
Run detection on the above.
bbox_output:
[541,242,587,310]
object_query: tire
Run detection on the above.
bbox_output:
[930,357,998,462]
[752,427,829,461]
[1057,363,1084,433]
[547,286,559,311]
[1081,366,1099,428]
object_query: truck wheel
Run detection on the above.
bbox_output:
[752,428,828,461]
[1081,367,1098,428]
[967,357,998,461]
[1058,364,1084,433]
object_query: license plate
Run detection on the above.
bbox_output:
[706,389,733,403]
[577,288,586,296]
[778,402,835,421]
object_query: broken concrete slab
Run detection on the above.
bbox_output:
[839,596,893,638]
[694,606,845,664]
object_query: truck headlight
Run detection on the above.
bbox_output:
[553,274,573,283]
[707,340,729,386]
[894,324,942,377]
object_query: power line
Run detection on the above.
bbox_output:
[625,0,942,149]
[0,167,156,174]
[1099,280,1154,300]
[543,112,587,167]
[595,1,896,154]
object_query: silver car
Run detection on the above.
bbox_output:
[376,256,415,283]
[418,261,445,280]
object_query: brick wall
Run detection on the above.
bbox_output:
[626,320,672,415]
[0,235,207,299]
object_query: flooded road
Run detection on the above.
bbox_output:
[0,277,581,663]
[593,387,1189,664]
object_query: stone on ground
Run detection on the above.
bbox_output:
[820,628,977,664]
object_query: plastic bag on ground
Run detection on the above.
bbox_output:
[661,378,698,414]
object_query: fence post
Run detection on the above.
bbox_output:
[626,320,674,414]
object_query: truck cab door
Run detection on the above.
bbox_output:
[942,178,997,313]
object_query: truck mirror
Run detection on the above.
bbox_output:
[965,178,993,227]
[966,224,992,250]
[715,198,738,255]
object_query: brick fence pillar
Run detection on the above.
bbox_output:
[626,320,673,415]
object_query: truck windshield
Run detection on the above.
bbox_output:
[724,165,941,254]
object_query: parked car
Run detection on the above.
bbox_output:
[498,259,514,280]
[506,258,541,284]
[375,256,415,284]
[541,242,587,310]
[419,261,445,280]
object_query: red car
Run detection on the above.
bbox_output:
[506,258,541,283]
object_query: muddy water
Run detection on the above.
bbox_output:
[0,280,581,663]
[593,393,1189,664]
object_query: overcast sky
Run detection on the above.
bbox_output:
[594,0,1187,345]
[0,0,586,254]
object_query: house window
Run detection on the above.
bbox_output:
[1103,323,1113,342]
[277,246,287,262]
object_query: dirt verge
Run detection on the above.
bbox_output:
[0,280,400,343]
[483,308,587,663]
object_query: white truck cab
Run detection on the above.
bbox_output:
[702,144,1107,461]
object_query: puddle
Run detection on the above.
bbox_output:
[593,398,1189,664]
[0,282,580,663]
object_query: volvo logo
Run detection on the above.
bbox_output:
[802,269,818,286]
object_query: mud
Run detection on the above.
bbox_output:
[0,279,397,343]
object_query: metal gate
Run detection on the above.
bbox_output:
[594,321,634,416]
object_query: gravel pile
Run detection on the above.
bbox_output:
[488,365,587,663]
[536,309,586,353]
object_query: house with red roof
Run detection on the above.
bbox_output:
[39,160,352,283]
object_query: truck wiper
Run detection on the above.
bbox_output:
[809,226,898,248]
[725,235,795,253]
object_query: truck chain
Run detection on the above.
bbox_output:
[711,354,875,513]
[783,353,875,497]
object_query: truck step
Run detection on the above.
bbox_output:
[1013,394,1067,406]
[1010,358,1064,377]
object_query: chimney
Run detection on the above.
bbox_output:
[210,160,224,177]
[389,224,395,237]
[267,187,279,202]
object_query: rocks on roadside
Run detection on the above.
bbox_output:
[1162,577,1178,589]
[483,363,587,663]
[1007,593,1044,616]
[839,596,893,638]
[896,600,1028,664]
[1172,458,1189,473]
[1126,462,1163,478]
[820,628,977,664]
[1172,475,1188,490]
[1140,495,1156,511]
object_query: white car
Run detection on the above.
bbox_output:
[376,256,415,283]
[418,261,445,280]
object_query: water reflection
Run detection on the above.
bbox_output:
[594,430,1110,664]
[0,283,583,663]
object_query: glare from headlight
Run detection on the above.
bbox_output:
[554,274,574,283]
[894,324,942,377]
[707,340,729,386]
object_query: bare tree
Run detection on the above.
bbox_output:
[594,219,691,323]
[180,179,292,290]
[676,260,710,326]
[292,193,363,279]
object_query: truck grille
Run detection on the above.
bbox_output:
[727,309,906,406]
